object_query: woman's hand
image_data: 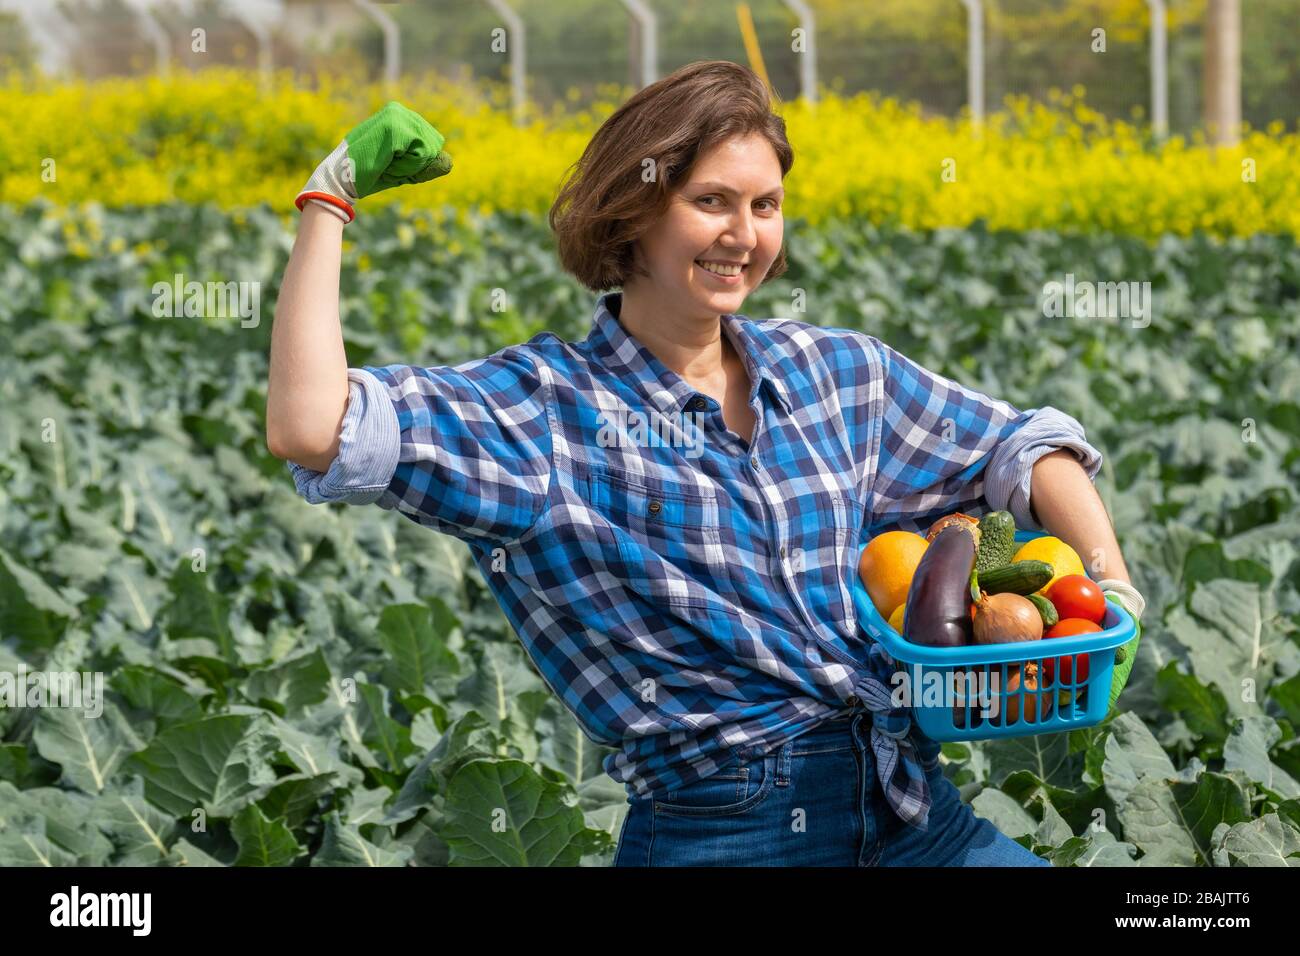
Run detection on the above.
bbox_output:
[295,101,453,223]
[1098,580,1145,712]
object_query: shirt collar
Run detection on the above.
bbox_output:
[583,291,794,418]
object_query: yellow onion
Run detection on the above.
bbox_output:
[972,591,1043,645]
[925,512,981,546]
[1002,663,1053,724]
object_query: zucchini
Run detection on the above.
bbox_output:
[1026,592,1059,628]
[979,560,1053,596]
[975,511,1016,573]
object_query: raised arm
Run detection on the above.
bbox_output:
[266,204,349,471]
[264,101,453,471]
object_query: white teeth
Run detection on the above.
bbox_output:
[697,260,743,277]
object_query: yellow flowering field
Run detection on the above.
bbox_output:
[0,67,1295,238]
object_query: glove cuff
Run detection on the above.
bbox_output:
[296,192,355,223]
[296,139,358,222]
[1098,579,1146,622]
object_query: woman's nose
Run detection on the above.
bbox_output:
[722,208,757,249]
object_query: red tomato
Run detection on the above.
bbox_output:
[1041,618,1102,686]
[1048,575,1106,624]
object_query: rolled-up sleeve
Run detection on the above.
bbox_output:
[863,336,1101,534]
[286,367,400,506]
[982,406,1102,531]
[287,346,553,548]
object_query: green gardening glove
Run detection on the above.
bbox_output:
[295,101,453,223]
[1099,579,1145,712]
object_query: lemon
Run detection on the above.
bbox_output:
[1011,536,1086,595]
[859,531,929,618]
[887,602,906,633]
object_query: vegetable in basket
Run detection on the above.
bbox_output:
[901,524,977,648]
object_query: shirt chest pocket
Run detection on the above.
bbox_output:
[779,488,861,641]
[585,465,726,610]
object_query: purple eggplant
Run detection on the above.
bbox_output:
[902,525,976,647]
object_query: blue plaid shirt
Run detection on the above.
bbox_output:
[287,291,1101,830]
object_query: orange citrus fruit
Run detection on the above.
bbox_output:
[859,531,929,618]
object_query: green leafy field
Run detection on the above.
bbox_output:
[2,201,1298,865]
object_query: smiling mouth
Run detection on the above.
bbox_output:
[695,259,748,277]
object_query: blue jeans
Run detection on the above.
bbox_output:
[612,704,1051,867]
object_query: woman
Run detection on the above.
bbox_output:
[267,61,1145,866]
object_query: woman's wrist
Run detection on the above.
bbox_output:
[299,200,348,232]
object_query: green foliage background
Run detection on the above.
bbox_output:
[1,201,1299,865]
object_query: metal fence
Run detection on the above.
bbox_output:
[1,0,1294,137]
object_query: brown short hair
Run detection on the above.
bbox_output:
[548,60,794,293]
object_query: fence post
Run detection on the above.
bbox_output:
[782,0,817,106]
[1203,0,1240,146]
[960,0,984,126]
[485,0,527,125]
[123,0,172,78]
[222,0,281,89]
[354,0,401,86]
[620,0,658,89]
[0,0,77,75]
[1147,0,1168,139]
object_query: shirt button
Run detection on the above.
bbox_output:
[692,397,707,411]
[750,455,759,468]
[779,545,787,560]
[648,499,662,515]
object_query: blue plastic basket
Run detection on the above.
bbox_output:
[852,529,1136,742]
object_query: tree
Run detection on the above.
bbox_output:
[1203,0,1241,145]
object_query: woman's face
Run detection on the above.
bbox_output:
[630,131,784,324]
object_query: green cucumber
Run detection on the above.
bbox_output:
[1026,592,1059,628]
[975,511,1016,573]
[978,560,1053,596]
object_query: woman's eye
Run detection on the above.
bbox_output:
[697,196,779,211]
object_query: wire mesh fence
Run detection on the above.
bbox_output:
[0,0,1295,133]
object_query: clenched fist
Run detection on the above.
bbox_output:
[295,101,453,223]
